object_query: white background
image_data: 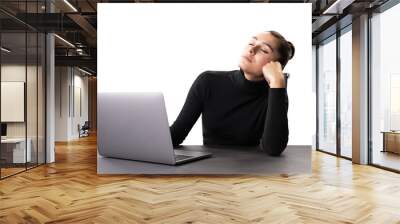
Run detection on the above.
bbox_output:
[98,3,313,145]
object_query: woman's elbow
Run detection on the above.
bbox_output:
[260,138,288,156]
[265,146,286,157]
[267,149,285,156]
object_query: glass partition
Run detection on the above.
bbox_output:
[370,3,400,171]
[0,1,46,179]
[1,31,28,177]
[27,30,38,169]
[339,26,352,158]
[38,32,45,165]
[317,35,337,155]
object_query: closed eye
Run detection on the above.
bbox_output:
[248,43,269,54]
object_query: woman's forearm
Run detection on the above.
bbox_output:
[169,72,207,147]
[260,88,289,156]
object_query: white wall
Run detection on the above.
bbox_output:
[98,3,313,145]
[1,82,24,122]
[55,66,69,141]
[1,65,40,138]
[55,67,89,141]
[72,73,89,138]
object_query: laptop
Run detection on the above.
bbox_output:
[97,92,212,165]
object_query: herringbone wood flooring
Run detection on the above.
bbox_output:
[1,133,400,224]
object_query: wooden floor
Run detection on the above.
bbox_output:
[1,134,400,223]
[373,151,400,171]
[1,167,26,178]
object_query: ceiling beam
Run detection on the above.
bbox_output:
[322,0,356,14]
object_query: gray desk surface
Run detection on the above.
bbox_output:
[97,145,311,175]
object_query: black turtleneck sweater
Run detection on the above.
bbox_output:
[169,69,289,156]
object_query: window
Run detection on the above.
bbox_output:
[317,35,337,154]
[0,1,47,179]
[370,2,400,171]
[339,27,352,158]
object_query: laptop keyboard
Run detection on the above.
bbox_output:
[175,154,193,161]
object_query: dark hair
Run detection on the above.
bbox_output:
[265,30,295,69]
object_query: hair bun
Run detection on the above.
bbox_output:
[287,41,295,60]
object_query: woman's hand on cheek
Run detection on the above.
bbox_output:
[262,61,285,88]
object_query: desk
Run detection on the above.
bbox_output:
[97,145,311,175]
[1,138,32,164]
[381,131,400,154]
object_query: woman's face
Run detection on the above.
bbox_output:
[239,32,280,78]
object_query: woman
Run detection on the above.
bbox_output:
[169,30,295,156]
